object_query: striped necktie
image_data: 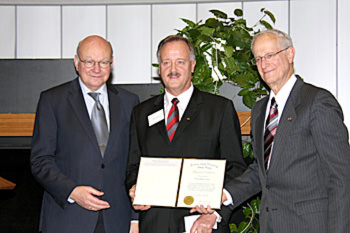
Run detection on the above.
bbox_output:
[166,98,179,142]
[264,97,278,170]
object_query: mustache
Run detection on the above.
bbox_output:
[167,72,181,77]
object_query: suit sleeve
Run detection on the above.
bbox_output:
[219,100,247,183]
[310,90,350,232]
[30,92,76,208]
[216,100,249,226]
[125,108,140,190]
[224,101,263,208]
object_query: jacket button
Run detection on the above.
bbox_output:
[101,164,105,169]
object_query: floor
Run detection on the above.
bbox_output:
[0,149,248,233]
[0,149,43,233]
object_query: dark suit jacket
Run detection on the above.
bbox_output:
[225,76,350,233]
[30,78,139,233]
[126,87,247,233]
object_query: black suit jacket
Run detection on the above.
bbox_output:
[126,88,247,233]
[31,78,139,233]
[225,76,350,233]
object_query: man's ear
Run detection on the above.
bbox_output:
[73,55,79,71]
[110,56,114,69]
[287,47,295,63]
[191,60,196,73]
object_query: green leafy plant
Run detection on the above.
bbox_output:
[176,8,274,109]
[230,198,261,233]
[174,8,275,233]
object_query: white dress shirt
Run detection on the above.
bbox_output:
[224,74,297,206]
[164,84,194,124]
[68,78,110,204]
[163,84,222,228]
[264,74,297,169]
[79,78,110,130]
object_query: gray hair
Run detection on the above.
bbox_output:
[251,29,293,50]
[156,35,196,62]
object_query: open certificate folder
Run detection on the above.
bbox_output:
[133,157,226,209]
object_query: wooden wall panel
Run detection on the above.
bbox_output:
[0,112,251,137]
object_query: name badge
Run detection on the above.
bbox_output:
[148,109,164,127]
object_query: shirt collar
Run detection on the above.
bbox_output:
[164,83,194,107]
[269,74,297,112]
[79,77,108,101]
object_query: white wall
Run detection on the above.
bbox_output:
[0,0,349,129]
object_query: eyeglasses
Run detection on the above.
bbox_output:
[252,47,289,65]
[78,56,112,69]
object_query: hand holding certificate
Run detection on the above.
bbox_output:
[133,157,226,209]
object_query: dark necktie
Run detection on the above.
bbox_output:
[264,97,278,170]
[88,92,109,156]
[166,98,179,142]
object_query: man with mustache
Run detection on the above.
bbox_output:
[126,35,247,233]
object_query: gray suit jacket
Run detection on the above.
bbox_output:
[225,76,350,233]
[31,78,139,233]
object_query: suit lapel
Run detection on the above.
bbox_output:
[151,94,169,141]
[268,77,303,172]
[151,88,202,143]
[172,88,202,142]
[68,78,101,155]
[105,84,121,157]
[253,97,269,174]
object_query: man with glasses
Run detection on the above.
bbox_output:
[31,35,139,233]
[192,29,350,233]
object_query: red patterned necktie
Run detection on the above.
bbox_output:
[264,97,278,170]
[166,98,179,142]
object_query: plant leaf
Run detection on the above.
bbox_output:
[224,45,234,57]
[259,20,273,29]
[238,221,249,233]
[199,26,216,37]
[242,142,253,159]
[205,18,220,28]
[209,9,227,19]
[263,10,276,23]
[251,198,261,213]
[243,92,257,108]
[181,18,196,27]
[234,8,243,17]
[222,57,237,75]
[238,88,250,96]
[230,223,238,233]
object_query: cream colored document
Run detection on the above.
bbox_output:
[177,159,226,209]
[133,157,182,207]
[133,157,226,209]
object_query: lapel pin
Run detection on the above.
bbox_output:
[186,117,190,121]
[288,117,292,121]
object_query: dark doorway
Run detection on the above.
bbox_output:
[0,149,43,233]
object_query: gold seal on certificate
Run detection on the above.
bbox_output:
[184,196,194,205]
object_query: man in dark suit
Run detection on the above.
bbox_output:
[126,35,247,233]
[193,29,350,233]
[30,35,139,233]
